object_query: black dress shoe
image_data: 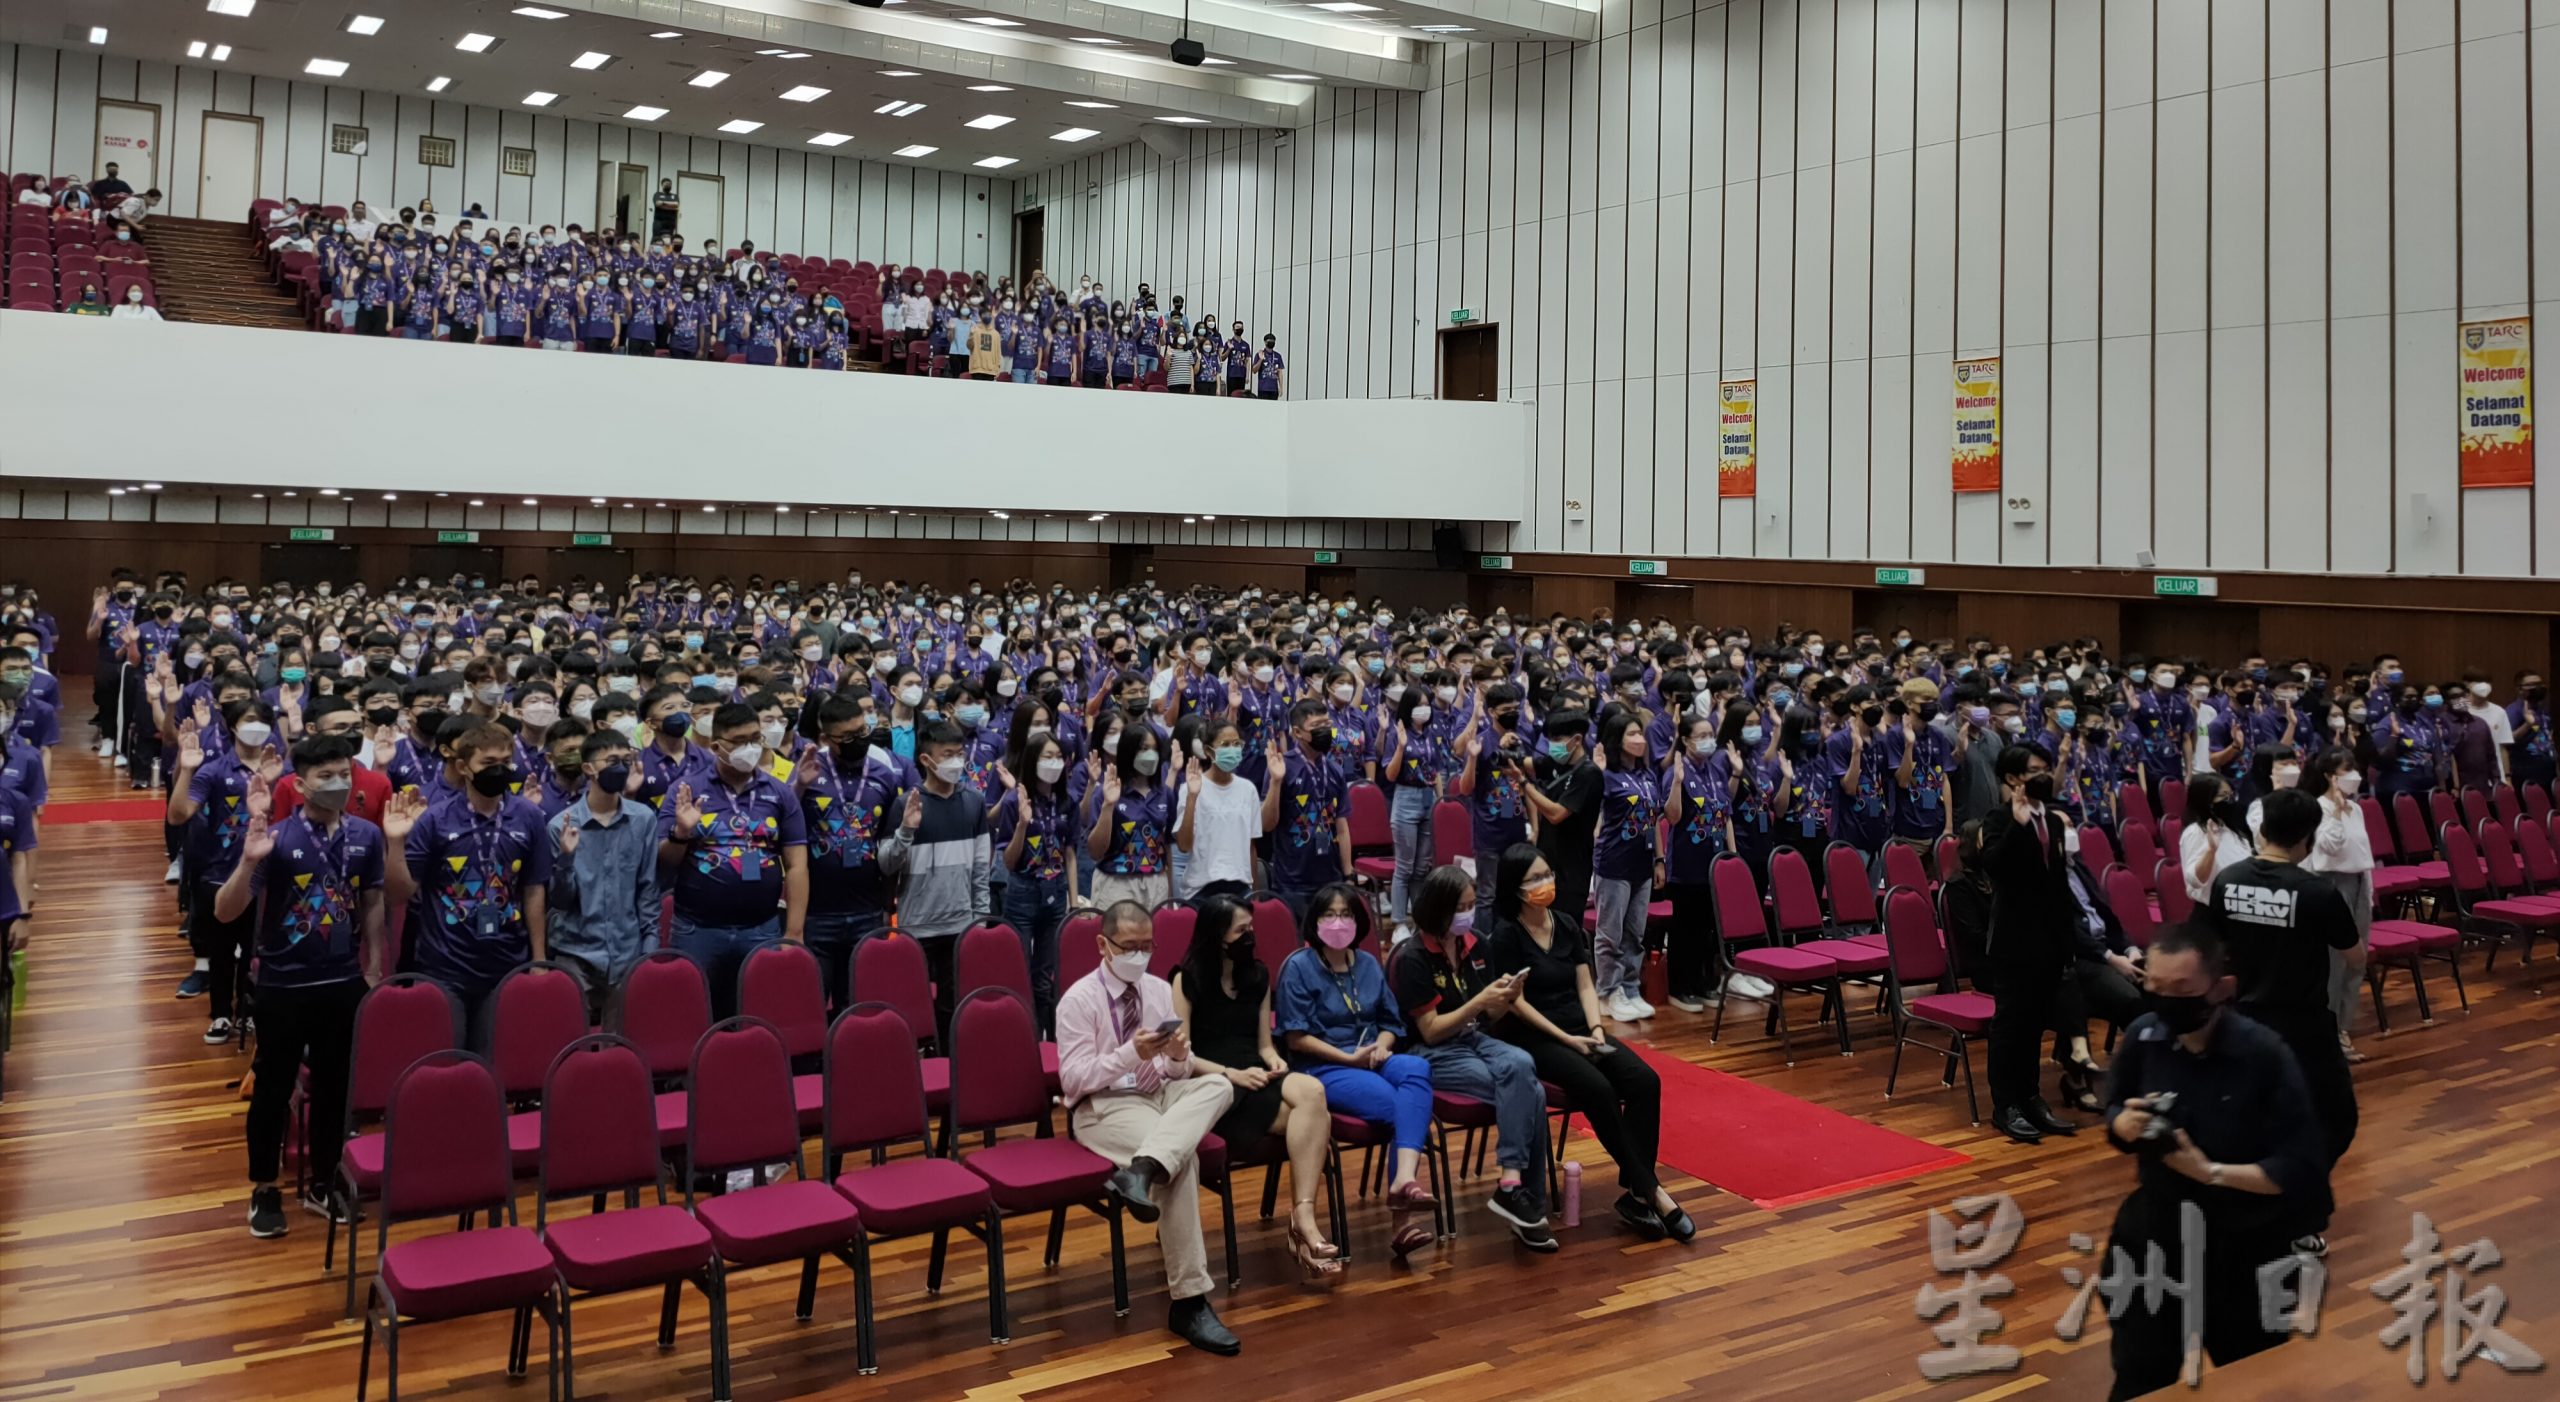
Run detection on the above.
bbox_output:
[1994,1105,2045,1145]
[1657,1202,1698,1243]
[1169,1295,1241,1355]
[1613,1191,1667,1241]
[1107,1163,1161,1224]
[2024,1098,2079,1136]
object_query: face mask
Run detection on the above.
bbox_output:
[956,704,988,728]
[2141,989,2219,1037]
[398,641,424,661]
[720,742,763,773]
[2054,709,2077,730]
[1521,881,1557,909]
[898,684,925,708]
[1546,740,1571,762]
[1035,756,1067,783]
[1133,751,1161,776]
[2471,681,2494,699]
[280,666,308,684]
[610,715,643,742]
[1315,916,1359,950]
[474,684,505,707]
[933,755,967,785]
[521,701,558,729]
[2023,773,2057,804]
[759,721,788,751]
[2001,715,2026,736]
[658,713,692,738]
[2335,771,2363,796]
[1740,725,1764,747]
[1304,728,1336,755]
[305,775,354,810]
[471,764,516,798]
[235,721,273,750]
[1108,948,1151,984]
[2423,695,2446,710]
[2270,764,2302,790]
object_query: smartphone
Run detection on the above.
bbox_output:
[1151,1018,1184,1037]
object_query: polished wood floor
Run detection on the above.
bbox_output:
[4,709,2556,1401]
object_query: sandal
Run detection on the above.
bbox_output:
[1288,1204,1344,1283]
[1387,1180,1436,1258]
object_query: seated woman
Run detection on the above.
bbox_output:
[1481,842,1695,1242]
[1170,892,1341,1281]
[1386,865,1557,1252]
[1274,882,1439,1258]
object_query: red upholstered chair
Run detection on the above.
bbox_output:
[2152,863,2195,926]
[488,961,591,1174]
[357,1053,564,1402]
[2362,921,2436,1033]
[2359,797,2399,862]
[2430,790,2465,843]
[534,1036,728,1399]
[2075,823,2117,877]
[852,932,951,1124]
[2512,816,2560,897]
[327,975,461,1317]
[684,1018,867,1324]
[616,949,712,1152]
[2465,820,2560,972]
[1347,782,1394,884]
[2460,787,2494,836]
[2392,793,2437,862]
[1882,839,1932,898]
[1250,895,1299,974]
[1773,847,1888,1035]
[2103,864,2158,950]
[2119,822,2162,895]
[2157,779,2188,826]
[1146,903,1196,980]
[1932,833,1962,886]
[1707,853,1844,1064]
[1431,799,1472,866]
[824,1002,1006,1374]
[958,921,1059,1090]
[739,942,832,1133]
[1824,842,1881,935]
[1056,908,1105,995]
[2493,783,2525,831]
[948,988,1131,1317]
[1880,886,1993,1123]
[2118,782,2156,834]
[2526,784,2555,824]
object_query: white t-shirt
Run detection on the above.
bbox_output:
[1179,774,1261,895]
[110,302,161,320]
[2179,819,2253,903]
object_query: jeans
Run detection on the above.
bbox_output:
[1002,870,1070,1033]
[1592,875,1652,1001]
[1009,366,1034,384]
[1418,1030,1547,1211]
[803,909,886,1016]
[1307,1054,1435,1153]
[672,911,783,1021]
[1388,785,1436,924]
[1139,353,1160,378]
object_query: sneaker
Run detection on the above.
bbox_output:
[1604,992,1649,1023]
[247,1185,289,1239]
[1509,1216,1561,1252]
[1626,995,1658,1019]
[2293,1233,2328,1258]
[164,857,184,884]
[1728,973,1777,1001]
[175,970,210,999]
[1487,1183,1548,1231]
[301,1186,350,1223]
[1668,994,1710,1013]
[203,1017,233,1044]
[97,738,115,758]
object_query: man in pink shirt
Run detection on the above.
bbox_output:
[1056,900,1240,1355]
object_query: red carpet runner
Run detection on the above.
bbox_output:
[41,798,170,825]
[1606,1042,1971,1210]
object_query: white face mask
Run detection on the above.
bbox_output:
[1036,756,1066,783]
[899,684,925,708]
[2336,771,2363,796]
[934,755,967,784]
[521,703,558,729]
[1411,704,1434,725]
[724,742,765,772]
[235,721,273,750]
[760,721,788,749]
[1251,665,1275,685]
[1435,686,1459,705]
[1108,948,1150,984]
[2471,681,2494,698]
[801,645,825,662]
[996,678,1018,698]
[2061,825,2082,856]
[1331,683,1355,703]
[2271,764,2302,789]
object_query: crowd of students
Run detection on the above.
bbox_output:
[1,564,2544,1359]
[250,191,1287,390]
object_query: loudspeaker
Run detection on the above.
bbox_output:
[848,0,887,8]
[1432,525,1466,568]
[1169,37,1206,66]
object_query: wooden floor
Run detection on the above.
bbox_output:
[5,710,2557,1402]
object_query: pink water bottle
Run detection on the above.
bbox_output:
[1561,1160,1582,1227]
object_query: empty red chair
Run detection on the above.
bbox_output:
[1707,853,1843,1063]
[2359,796,2398,861]
[949,989,1130,1315]
[1347,782,1394,883]
[2527,784,2555,824]
[2118,782,2156,834]
[2467,821,2560,970]
[2119,821,2162,895]
[2161,816,2184,862]
[685,1018,867,1323]
[1057,907,1105,995]
[825,1001,1005,1374]
[488,961,591,1173]
[851,931,950,1117]
[1250,895,1299,974]
[1430,799,1472,866]
[1146,903,1195,980]
[739,942,831,1132]
[2513,817,2560,896]
[2152,862,2195,925]
[2158,778,2188,823]
[1880,885,1993,1123]
[2493,783,2525,830]
[2429,790,2465,842]
[2103,864,2158,949]
[2392,792,2437,860]
[327,975,461,1316]
[2461,787,2493,836]
[1883,839,1932,897]
[1932,833,1962,884]
[1823,842,1880,933]
[616,949,712,1151]
[535,1035,728,1398]
[358,1053,564,1401]
[2076,823,2117,875]
[1777,846,1888,1029]
[957,922,1036,1003]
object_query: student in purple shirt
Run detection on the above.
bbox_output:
[1885,683,1956,873]
[1825,691,1895,869]
[797,697,901,1014]
[1452,685,1535,929]
[169,699,288,1042]
[383,723,552,1050]
[1589,712,1663,1021]
[1259,700,1354,918]
[211,734,385,1237]
[1378,687,1447,926]
[1086,726,1177,908]
[1253,335,1286,399]
[1659,713,1731,1012]
[2509,670,2554,789]
[995,728,1076,1031]
[0,783,31,971]
[655,702,809,1020]
[1223,321,1251,393]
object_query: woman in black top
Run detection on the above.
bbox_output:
[1481,842,1695,1242]
[1170,892,1342,1280]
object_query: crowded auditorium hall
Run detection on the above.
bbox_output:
[3,4,2558,1402]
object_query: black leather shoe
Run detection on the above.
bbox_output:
[1657,1201,1698,1243]
[1107,1163,1161,1224]
[1170,1295,1241,1355]
[1994,1105,2045,1145]
[1613,1191,1667,1241]
[2024,1098,2079,1136]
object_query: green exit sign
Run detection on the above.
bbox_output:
[1874,566,1927,587]
[287,527,335,542]
[571,532,615,547]
[1479,554,1514,570]
[2153,575,2218,598]
[1627,559,1669,577]
[436,529,480,544]
[1312,550,1340,564]
[1448,308,1474,325]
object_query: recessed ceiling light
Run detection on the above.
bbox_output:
[141,482,164,491]
[651,30,684,39]
[589,496,607,505]
[960,15,1025,25]
[88,27,109,44]
[689,69,728,88]
[1270,72,1318,80]
[974,155,1019,168]
[207,0,255,16]
[1199,57,1235,65]
[283,491,298,498]
[1311,1,1380,10]
[1415,24,1476,33]
[623,104,667,121]
[512,6,569,18]
[1070,37,1123,45]
[968,83,1013,92]
[893,101,926,116]
[873,99,904,114]
[570,51,613,70]
[251,492,267,499]
[320,488,341,497]
[523,91,558,107]
[382,493,398,501]
[522,497,539,506]
[424,75,451,92]
[1088,512,1107,521]
[108,487,126,497]
[343,15,384,36]
[965,114,1014,129]
[777,505,792,514]
[990,510,1009,520]
[719,118,764,134]
[702,504,717,513]
[808,132,852,146]
[779,85,829,102]
[892,144,937,158]
[212,44,232,59]
[455,32,499,53]
[469,498,485,506]
[1065,100,1118,109]
[188,41,208,58]
[1051,127,1100,142]
[760,50,811,59]
[1157,116,1209,124]
[304,58,349,77]
[879,70,920,77]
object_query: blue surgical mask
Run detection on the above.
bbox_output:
[684,633,705,651]
[2055,709,2077,730]
[2424,693,2446,709]
[1545,740,1570,763]
[1741,725,1765,747]
[956,704,988,727]
[2129,668,2148,684]
[1365,657,1385,676]
[1213,744,1244,772]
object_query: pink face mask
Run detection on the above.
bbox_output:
[1315,916,1359,950]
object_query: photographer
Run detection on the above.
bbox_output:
[2102,922,2327,1399]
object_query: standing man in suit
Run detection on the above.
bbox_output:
[1976,744,2081,1145]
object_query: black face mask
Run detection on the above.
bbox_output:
[596,762,631,793]
[833,736,870,769]
[1305,727,1336,755]
[2141,989,2218,1037]
[1490,710,1518,731]
[1861,705,1886,728]
[470,764,516,798]
[366,707,400,728]
[2023,773,2057,804]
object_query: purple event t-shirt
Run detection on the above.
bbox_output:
[249,812,386,988]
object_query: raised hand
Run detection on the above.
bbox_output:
[176,719,204,770]
[1185,754,1204,788]
[558,822,581,858]
[993,760,1017,793]
[1226,678,1243,710]
[1101,767,1123,804]
[240,809,277,864]
[382,789,426,843]
[899,785,923,830]
[244,773,274,822]
[1266,736,1287,783]
[673,782,706,834]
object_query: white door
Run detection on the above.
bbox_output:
[198,113,260,221]
[677,174,723,256]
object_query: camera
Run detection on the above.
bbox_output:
[2134,1091,2180,1151]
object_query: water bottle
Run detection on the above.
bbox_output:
[1562,1160,1582,1228]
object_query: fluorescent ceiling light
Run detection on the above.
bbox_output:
[570,51,613,70]
[1270,72,1318,80]
[343,16,384,36]
[892,144,937,158]
[965,114,1014,129]
[455,33,498,53]
[874,99,905,114]
[304,57,349,77]
[969,83,1013,92]
[88,27,109,44]
[975,155,1019,169]
[1415,24,1476,32]
[1157,116,1208,123]
[108,488,126,497]
[1065,100,1118,109]
[880,70,920,77]
[512,6,569,18]
[424,76,451,92]
[809,132,853,146]
[893,101,926,116]
[779,85,829,102]
[188,41,208,58]
[143,482,165,491]
[1070,37,1123,45]
[1199,57,1235,65]
[320,488,341,497]
[213,44,231,59]
[719,118,764,133]
[623,105,667,121]
[524,91,559,106]
[1051,127,1100,142]
[960,16,1025,25]
[207,0,255,16]
[689,69,728,88]
[651,31,684,39]
[757,50,812,59]
[1311,2,1380,10]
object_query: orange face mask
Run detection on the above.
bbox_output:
[1522,882,1557,909]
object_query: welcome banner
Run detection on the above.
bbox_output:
[1718,379,1757,499]
[2458,317,2533,489]
[1952,358,2001,494]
